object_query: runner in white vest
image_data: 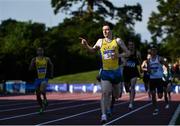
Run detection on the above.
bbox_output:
[148,45,167,116]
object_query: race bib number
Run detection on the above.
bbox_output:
[126,61,136,67]
[37,67,46,73]
[150,67,158,74]
[103,50,116,60]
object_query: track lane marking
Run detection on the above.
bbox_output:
[0,94,101,112]
[104,102,152,125]
[168,104,180,125]
[36,95,147,125]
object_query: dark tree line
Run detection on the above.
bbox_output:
[3,0,178,81]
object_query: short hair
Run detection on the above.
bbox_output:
[102,22,113,29]
[37,47,44,51]
[147,49,151,54]
[149,44,157,50]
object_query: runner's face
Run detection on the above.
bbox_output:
[37,49,44,56]
[150,48,157,56]
[147,54,151,60]
[128,42,135,50]
[102,26,111,38]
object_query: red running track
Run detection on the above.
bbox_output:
[0,92,179,125]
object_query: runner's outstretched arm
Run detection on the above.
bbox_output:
[79,37,100,53]
[29,58,35,71]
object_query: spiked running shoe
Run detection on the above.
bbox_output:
[38,108,44,114]
[128,103,133,110]
[165,104,170,109]
[101,114,107,124]
[43,100,48,109]
[106,109,112,118]
[152,108,159,116]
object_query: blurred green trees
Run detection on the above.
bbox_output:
[0,1,145,81]
[148,0,180,62]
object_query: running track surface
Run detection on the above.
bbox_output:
[0,92,179,125]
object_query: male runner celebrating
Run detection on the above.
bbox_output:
[80,23,130,124]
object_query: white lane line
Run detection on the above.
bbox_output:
[36,95,147,125]
[104,102,152,125]
[0,94,100,112]
[168,104,180,125]
[0,92,103,112]
[0,93,98,109]
[0,101,99,121]
[0,102,36,107]
[0,101,22,105]
[104,98,164,125]
[0,100,76,112]
[37,108,101,126]
[0,93,129,108]
[0,94,99,107]
[0,94,141,122]
[0,93,130,113]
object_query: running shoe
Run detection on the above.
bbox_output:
[152,108,159,116]
[101,114,107,124]
[110,96,115,112]
[128,103,133,110]
[165,104,170,109]
[43,99,48,109]
[38,108,44,114]
[106,109,112,118]
[110,105,114,113]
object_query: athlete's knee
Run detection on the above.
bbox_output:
[118,91,122,98]
[150,91,156,98]
[114,93,120,99]
[130,86,135,92]
[158,93,163,99]
[124,84,130,92]
[130,80,136,88]
[102,91,111,97]
[42,92,46,96]
[36,92,41,99]
[36,88,41,94]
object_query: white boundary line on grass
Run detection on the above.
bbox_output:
[168,104,180,125]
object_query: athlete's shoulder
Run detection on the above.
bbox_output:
[158,56,166,64]
[115,37,125,45]
[30,57,36,65]
[32,57,36,61]
[115,37,121,41]
[158,55,163,60]
[45,57,51,61]
[97,38,103,43]
[136,50,141,55]
[115,37,122,42]
[136,50,141,57]
[98,38,104,41]
[94,39,103,48]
